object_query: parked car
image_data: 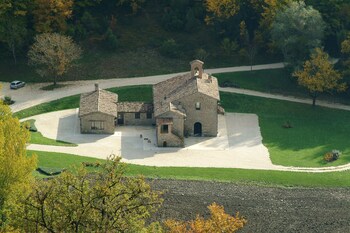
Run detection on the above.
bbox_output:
[10,80,25,89]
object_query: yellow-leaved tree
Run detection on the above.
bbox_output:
[205,0,240,24]
[164,203,246,233]
[0,88,37,229]
[32,0,73,33]
[293,48,347,106]
[28,33,82,86]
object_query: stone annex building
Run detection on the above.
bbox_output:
[79,60,221,147]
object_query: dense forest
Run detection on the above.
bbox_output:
[0,0,349,82]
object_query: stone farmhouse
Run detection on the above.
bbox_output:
[79,60,221,147]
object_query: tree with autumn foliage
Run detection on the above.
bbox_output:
[28,33,82,86]
[15,156,162,232]
[32,0,73,33]
[0,93,37,229]
[293,48,347,106]
[205,0,240,24]
[164,203,246,233]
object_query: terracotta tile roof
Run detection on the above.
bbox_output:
[153,72,220,117]
[79,89,118,117]
[117,102,153,113]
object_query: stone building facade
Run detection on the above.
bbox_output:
[153,60,220,147]
[79,60,220,147]
[79,84,118,134]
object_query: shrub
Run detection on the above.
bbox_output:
[159,39,180,58]
[221,38,238,56]
[194,48,209,62]
[3,96,15,105]
[324,150,341,162]
[104,28,118,50]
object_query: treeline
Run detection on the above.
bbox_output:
[0,0,349,68]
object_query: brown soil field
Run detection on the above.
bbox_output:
[150,179,350,233]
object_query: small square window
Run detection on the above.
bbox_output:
[147,112,152,119]
[195,102,201,110]
[135,113,140,119]
[161,125,169,134]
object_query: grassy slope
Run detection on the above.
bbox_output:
[24,120,77,147]
[215,68,350,105]
[221,92,350,167]
[29,150,350,188]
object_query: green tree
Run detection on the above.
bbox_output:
[293,48,346,106]
[164,203,246,233]
[17,156,162,232]
[28,33,82,86]
[271,1,325,67]
[239,21,258,71]
[0,95,37,229]
[117,0,145,14]
[104,28,118,50]
[0,0,30,64]
[341,33,350,76]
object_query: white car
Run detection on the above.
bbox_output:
[10,80,25,89]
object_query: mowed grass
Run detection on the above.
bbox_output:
[30,150,350,188]
[14,85,153,119]
[26,120,77,147]
[215,68,350,104]
[221,92,350,167]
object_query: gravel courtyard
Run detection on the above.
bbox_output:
[25,109,275,169]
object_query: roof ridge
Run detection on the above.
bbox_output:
[97,89,100,112]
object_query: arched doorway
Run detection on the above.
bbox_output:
[163,141,167,147]
[194,122,202,136]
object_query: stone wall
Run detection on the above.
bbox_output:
[156,112,185,147]
[176,92,218,136]
[122,112,155,125]
[80,112,115,134]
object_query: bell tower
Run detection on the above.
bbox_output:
[190,60,204,79]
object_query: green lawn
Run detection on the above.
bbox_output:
[30,150,350,188]
[221,92,350,167]
[215,68,350,105]
[25,120,77,147]
[14,85,153,119]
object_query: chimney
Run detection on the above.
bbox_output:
[208,74,212,83]
[95,83,99,91]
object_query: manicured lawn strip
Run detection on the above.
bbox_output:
[215,69,350,104]
[30,150,350,187]
[221,92,350,167]
[25,120,77,147]
[215,69,305,95]
[126,164,350,188]
[14,85,153,119]
[31,150,104,168]
[14,95,80,119]
[31,131,77,147]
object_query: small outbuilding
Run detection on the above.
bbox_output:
[79,84,118,134]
